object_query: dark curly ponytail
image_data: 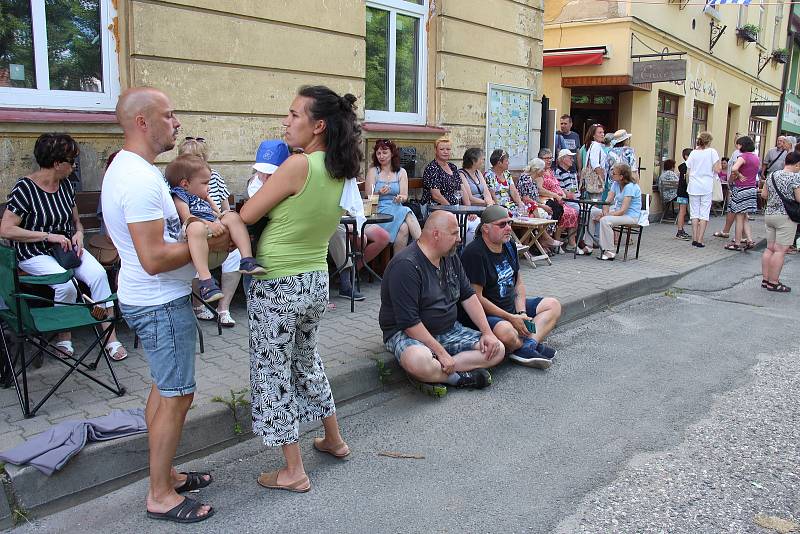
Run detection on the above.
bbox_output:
[298,85,363,180]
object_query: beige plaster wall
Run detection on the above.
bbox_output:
[434,0,544,164]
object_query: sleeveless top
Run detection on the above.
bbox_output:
[459,168,485,199]
[734,152,759,188]
[256,151,345,280]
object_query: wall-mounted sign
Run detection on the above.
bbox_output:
[782,93,800,135]
[632,59,687,84]
[751,104,779,118]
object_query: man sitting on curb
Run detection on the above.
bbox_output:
[379,210,505,396]
[460,205,562,369]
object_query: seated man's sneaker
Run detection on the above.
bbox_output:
[534,341,557,360]
[408,375,447,398]
[509,339,554,369]
[452,369,492,389]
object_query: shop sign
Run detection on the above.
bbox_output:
[632,59,687,84]
[751,104,779,117]
[782,92,800,134]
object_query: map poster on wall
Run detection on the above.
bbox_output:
[486,84,536,171]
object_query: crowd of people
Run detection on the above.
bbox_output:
[2,87,798,525]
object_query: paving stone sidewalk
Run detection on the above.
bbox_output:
[0,217,769,453]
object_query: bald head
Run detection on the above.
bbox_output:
[116,87,167,130]
[422,210,456,236]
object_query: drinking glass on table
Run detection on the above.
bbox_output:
[453,189,462,205]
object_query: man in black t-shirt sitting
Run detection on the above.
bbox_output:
[379,211,505,396]
[460,205,561,369]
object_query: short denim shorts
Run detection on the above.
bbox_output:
[485,297,543,330]
[120,294,198,397]
[385,321,481,362]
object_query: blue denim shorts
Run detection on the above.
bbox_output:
[385,321,481,362]
[120,294,198,397]
[485,297,543,330]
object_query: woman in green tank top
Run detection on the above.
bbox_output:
[240,86,362,492]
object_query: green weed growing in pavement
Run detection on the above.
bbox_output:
[375,359,392,384]
[664,287,684,298]
[11,506,30,526]
[211,388,251,435]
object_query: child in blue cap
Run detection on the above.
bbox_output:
[248,140,291,197]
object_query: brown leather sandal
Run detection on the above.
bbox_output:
[313,437,351,459]
[257,470,311,493]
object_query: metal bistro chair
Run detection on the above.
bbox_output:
[0,243,125,418]
[612,194,651,261]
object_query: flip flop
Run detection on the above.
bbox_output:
[175,471,213,493]
[105,341,128,361]
[257,470,311,493]
[146,497,214,524]
[313,437,351,459]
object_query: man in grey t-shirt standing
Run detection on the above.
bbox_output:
[763,136,792,179]
[554,114,582,172]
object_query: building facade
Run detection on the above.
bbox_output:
[544,0,789,209]
[779,3,800,138]
[0,0,543,197]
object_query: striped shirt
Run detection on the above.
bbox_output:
[208,169,230,209]
[6,177,75,261]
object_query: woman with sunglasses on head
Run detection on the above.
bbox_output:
[577,123,608,195]
[240,85,357,493]
[365,139,421,254]
[0,133,128,360]
[177,137,241,326]
[459,147,494,243]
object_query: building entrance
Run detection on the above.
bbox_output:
[569,91,618,143]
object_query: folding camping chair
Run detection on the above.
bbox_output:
[0,244,125,418]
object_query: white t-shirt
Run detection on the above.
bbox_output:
[101,150,194,306]
[686,147,720,196]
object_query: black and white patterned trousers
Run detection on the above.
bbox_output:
[247,271,336,446]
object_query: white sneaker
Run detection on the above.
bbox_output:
[193,305,215,321]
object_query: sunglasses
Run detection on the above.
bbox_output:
[62,157,76,165]
[184,136,205,142]
[491,220,512,228]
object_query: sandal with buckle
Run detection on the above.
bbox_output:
[257,470,311,493]
[742,240,756,250]
[217,310,235,327]
[54,340,74,358]
[765,281,791,293]
[724,242,741,251]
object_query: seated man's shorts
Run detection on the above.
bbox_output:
[385,321,481,363]
[120,294,198,397]
[485,296,543,330]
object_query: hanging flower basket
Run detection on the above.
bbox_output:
[772,49,789,64]
[736,25,759,43]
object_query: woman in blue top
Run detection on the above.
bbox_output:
[364,139,421,254]
[589,163,641,261]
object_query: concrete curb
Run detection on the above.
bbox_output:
[0,241,764,528]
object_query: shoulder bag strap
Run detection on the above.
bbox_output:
[771,175,792,203]
[765,150,785,174]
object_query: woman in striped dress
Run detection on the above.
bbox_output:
[724,136,759,251]
[0,133,127,360]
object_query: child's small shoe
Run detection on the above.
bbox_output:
[198,278,223,303]
[238,257,267,275]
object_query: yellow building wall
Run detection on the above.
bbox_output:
[543,5,788,202]
[434,0,544,165]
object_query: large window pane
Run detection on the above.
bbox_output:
[394,14,418,114]
[366,7,389,112]
[0,0,37,89]
[45,0,102,92]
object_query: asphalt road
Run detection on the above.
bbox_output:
[12,252,799,533]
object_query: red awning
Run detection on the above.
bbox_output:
[543,47,606,68]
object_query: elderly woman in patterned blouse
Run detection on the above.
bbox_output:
[485,149,526,216]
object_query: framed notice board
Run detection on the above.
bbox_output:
[485,84,539,171]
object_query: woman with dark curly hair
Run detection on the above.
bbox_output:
[240,86,357,493]
[0,133,127,360]
[365,138,421,253]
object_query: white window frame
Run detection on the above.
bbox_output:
[0,0,120,110]
[365,0,428,125]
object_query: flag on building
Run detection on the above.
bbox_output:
[708,0,752,5]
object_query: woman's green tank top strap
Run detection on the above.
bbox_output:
[256,151,345,280]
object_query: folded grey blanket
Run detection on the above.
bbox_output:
[0,408,146,475]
